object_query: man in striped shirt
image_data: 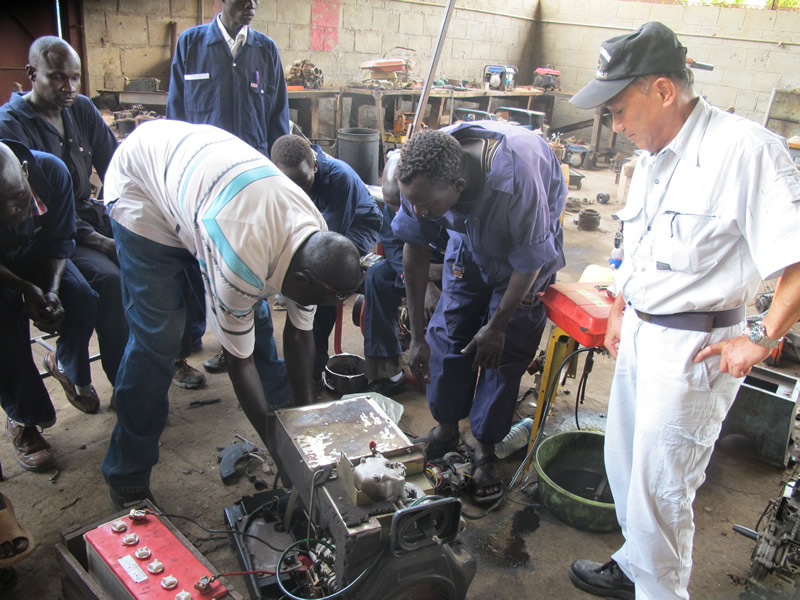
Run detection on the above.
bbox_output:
[101,120,361,509]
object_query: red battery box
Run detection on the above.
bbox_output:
[84,510,229,599]
[539,282,614,348]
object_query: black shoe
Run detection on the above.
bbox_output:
[203,352,227,374]
[569,560,634,600]
[108,486,155,512]
[366,373,406,397]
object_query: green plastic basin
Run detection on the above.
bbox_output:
[533,430,619,533]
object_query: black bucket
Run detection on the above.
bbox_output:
[337,128,379,185]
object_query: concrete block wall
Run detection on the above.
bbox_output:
[534,0,800,131]
[81,0,539,95]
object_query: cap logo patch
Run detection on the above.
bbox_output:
[599,47,611,63]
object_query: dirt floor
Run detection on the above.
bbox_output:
[3,165,799,599]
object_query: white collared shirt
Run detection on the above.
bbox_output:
[614,97,800,314]
[216,14,248,57]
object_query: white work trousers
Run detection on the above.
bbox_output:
[607,309,742,599]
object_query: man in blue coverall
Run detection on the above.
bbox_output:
[168,0,291,388]
[363,151,446,396]
[270,134,382,379]
[393,123,566,503]
[0,140,97,471]
[0,36,131,410]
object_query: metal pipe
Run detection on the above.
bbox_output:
[410,0,456,138]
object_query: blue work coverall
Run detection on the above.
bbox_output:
[167,19,290,158]
[392,121,566,443]
[0,142,96,425]
[308,146,382,374]
[0,94,126,389]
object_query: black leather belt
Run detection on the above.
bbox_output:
[634,306,745,333]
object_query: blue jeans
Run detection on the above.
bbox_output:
[102,221,201,491]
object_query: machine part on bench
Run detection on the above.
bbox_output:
[353,446,407,503]
[578,208,601,231]
[736,475,800,599]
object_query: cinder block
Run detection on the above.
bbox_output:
[718,7,746,30]
[118,0,167,16]
[289,25,312,51]
[647,4,684,30]
[766,51,800,75]
[702,85,737,109]
[734,90,759,112]
[469,40,490,61]
[86,45,121,95]
[773,11,800,38]
[682,6,718,27]
[353,30,382,54]
[383,33,410,56]
[465,20,486,42]
[745,49,770,70]
[447,18,467,40]
[257,0,278,23]
[84,11,108,41]
[423,12,441,37]
[398,12,424,36]
[743,9,777,33]
[722,69,754,90]
[614,1,650,24]
[278,0,312,25]
[82,0,116,11]
[408,34,434,58]
[267,23,291,50]
[707,46,747,70]
[341,5,363,30]
[107,15,149,46]
[489,42,508,63]
[170,0,214,19]
[120,46,171,79]
[372,9,399,34]
[692,66,723,86]
[174,18,201,38]
[147,17,174,47]
[750,71,782,92]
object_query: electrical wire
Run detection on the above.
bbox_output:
[153,510,286,553]
[275,538,382,600]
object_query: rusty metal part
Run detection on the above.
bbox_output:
[285,59,324,89]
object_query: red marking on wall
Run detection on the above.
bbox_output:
[311,0,340,51]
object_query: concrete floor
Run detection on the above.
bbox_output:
[3,165,798,599]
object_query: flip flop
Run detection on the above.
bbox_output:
[471,454,503,505]
[413,426,461,460]
[0,493,34,569]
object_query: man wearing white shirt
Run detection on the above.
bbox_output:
[101,120,360,510]
[567,22,800,600]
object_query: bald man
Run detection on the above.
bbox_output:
[0,36,130,410]
[101,120,361,509]
[0,140,98,471]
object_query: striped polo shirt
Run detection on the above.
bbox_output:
[105,120,326,358]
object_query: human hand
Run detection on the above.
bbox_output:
[32,291,64,333]
[423,281,441,321]
[694,335,770,378]
[408,337,431,385]
[461,324,504,371]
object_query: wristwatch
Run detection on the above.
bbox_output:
[748,320,783,349]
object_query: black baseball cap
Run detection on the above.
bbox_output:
[570,22,687,109]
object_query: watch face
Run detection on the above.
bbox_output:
[748,322,762,344]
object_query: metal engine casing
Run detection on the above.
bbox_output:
[741,479,800,599]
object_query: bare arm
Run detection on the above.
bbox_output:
[695,262,800,377]
[604,292,626,359]
[225,350,270,443]
[283,318,315,405]
[403,242,432,384]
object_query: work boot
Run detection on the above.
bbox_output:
[366,372,406,397]
[6,419,55,472]
[569,559,635,600]
[172,359,206,389]
[202,352,227,374]
[42,351,100,414]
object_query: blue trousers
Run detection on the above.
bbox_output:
[102,222,288,491]
[0,259,96,425]
[426,244,550,444]
[363,259,403,360]
[71,245,128,386]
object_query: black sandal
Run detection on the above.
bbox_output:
[413,426,460,460]
[471,453,503,505]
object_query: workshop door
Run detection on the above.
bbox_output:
[0,3,60,101]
